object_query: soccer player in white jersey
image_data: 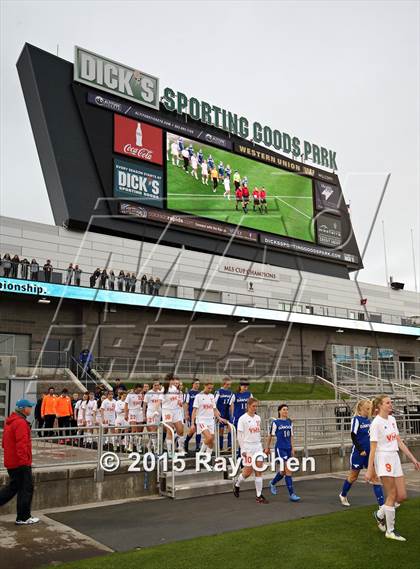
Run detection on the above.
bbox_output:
[201,160,209,185]
[83,392,98,446]
[366,394,420,541]
[101,391,116,429]
[223,176,231,200]
[125,385,144,451]
[161,375,185,455]
[233,397,268,504]
[170,140,179,166]
[191,382,227,456]
[190,154,199,179]
[144,381,163,451]
[75,392,88,430]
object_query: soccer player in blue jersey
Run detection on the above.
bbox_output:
[177,137,184,153]
[218,162,225,181]
[339,399,385,507]
[197,149,204,165]
[225,164,231,180]
[230,380,253,455]
[265,404,300,502]
[215,378,233,450]
[187,144,194,158]
[183,379,201,453]
[207,155,215,171]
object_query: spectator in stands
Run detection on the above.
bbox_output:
[34,395,44,436]
[90,268,101,288]
[74,265,82,286]
[79,348,93,378]
[148,276,155,295]
[11,255,20,278]
[100,269,109,289]
[0,398,39,525]
[43,260,53,283]
[41,386,57,437]
[124,271,130,292]
[30,259,39,281]
[140,274,147,294]
[129,273,137,293]
[70,393,79,437]
[117,270,125,291]
[154,277,162,296]
[109,270,115,291]
[66,263,74,284]
[56,389,73,442]
[2,254,12,277]
[112,378,127,396]
[20,258,30,280]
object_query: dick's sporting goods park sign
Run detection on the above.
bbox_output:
[75,47,337,170]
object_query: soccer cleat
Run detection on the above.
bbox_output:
[373,510,386,532]
[16,517,40,525]
[289,493,301,502]
[233,484,240,498]
[385,531,406,542]
[339,493,350,507]
[269,483,278,496]
[394,502,401,509]
[256,495,269,504]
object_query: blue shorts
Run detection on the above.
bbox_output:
[350,449,369,470]
[275,447,292,461]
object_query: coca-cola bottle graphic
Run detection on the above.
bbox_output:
[136,122,143,147]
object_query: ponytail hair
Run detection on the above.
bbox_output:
[353,399,371,417]
[371,394,389,415]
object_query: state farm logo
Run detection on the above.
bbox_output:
[114,114,163,165]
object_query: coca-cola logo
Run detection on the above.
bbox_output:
[123,144,153,160]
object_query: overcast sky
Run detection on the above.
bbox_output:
[1,0,419,291]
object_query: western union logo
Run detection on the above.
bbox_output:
[74,46,159,110]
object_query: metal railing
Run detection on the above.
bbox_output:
[2,349,70,369]
[1,414,418,475]
[1,270,418,329]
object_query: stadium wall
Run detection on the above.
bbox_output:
[1,215,419,320]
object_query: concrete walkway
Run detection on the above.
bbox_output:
[0,468,418,568]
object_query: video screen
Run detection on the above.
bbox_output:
[166,133,315,242]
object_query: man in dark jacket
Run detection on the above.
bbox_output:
[0,399,39,524]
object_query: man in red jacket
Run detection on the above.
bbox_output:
[0,399,39,524]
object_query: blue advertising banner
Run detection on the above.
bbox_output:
[1,278,419,336]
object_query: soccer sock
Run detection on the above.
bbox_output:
[377,505,385,520]
[255,477,263,497]
[167,440,172,454]
[227,432,232,448]
[383,505,395,533]
[235,473,245,487]
[271,472,284,486]
[185,434,192,446]
[195,434,201,449]
[285,475,295,496]
[200,443,208,453]
[341,479,353,497]
[373,484,385,506]
[177,436,185,450]
[219,435,224,450]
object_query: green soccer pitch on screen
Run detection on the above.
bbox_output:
[166,133,315,243]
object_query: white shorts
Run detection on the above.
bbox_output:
[375,451,403,478]
[77,417,85,428]
[128,408,143,424]
[172,408,184,424]
[241,443,264,466]
[102,416,115,427]
[85,416,95,428]
[197,418,215,435]
[146,412,161,426]
[162,409,176,423]
[115,416,129,428]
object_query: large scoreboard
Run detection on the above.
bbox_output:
[17,44,362,278]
